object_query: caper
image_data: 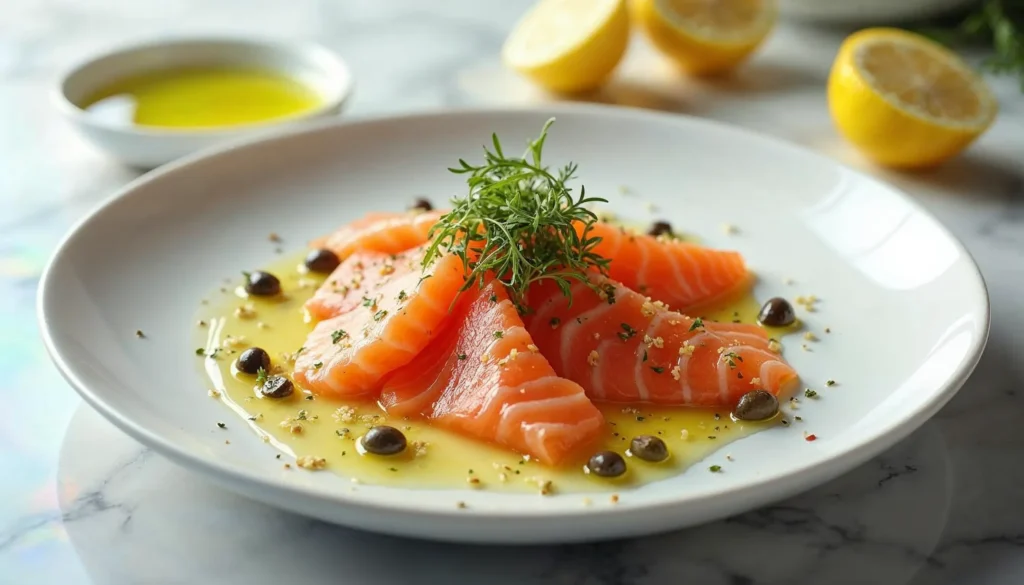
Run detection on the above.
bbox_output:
[410,197,433,212]
[245,271,281,296]
[304,248,340,274]
[260,375,294,399]
[361,425,407,455]
[586,451,627,478]
[647,221,673,237]
[236,347,270,374]
[629,435,669,462]
[733,389,779,421]
[757,297,795,327]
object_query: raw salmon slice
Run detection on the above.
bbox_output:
[294,246,466,399]
[305,250,420,322]
[586,222,751,312]
[524,276,797,407]
[380,280,605,466]
[311,210,443,259]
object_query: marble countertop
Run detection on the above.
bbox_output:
[2,1,1023,583]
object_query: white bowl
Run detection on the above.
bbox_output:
[56,38,354,169]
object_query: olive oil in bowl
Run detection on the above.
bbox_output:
[82,67,323,129]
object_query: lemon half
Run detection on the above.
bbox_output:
[633,0,776,76]
[503,0,630,93]
[828,28,998,169]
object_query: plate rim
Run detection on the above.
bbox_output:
[37,103,991,525]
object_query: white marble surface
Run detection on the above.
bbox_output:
[1,1,1023,583]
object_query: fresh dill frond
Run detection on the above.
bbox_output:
[423,118,610,311]
[923,0,1024,91]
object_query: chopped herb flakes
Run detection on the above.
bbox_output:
[689,317,704,332]
[650,366,665,374]
[618,323,638,341]
[493,331,504,339]
[216,422,226,429]
[457,353,467,360]
[709,465,722,472]
[550,318,561,329]
[313,361,324,369]
[373,310,388,321]
[804,389,818,398]
[331,329,348,344]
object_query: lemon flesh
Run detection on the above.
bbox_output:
[503,0,630,93]
[828,28,997,168]
[633,0,775,76]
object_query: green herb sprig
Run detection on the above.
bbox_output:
[924,0,1024,90]
[423,119,610,311]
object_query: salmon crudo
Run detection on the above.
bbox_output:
[210,119,801,482]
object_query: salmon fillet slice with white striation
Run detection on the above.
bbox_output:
[523,275,798,408]
[311,210,444,260]
[380,280,605,466]
[584,222,752,313]
[304,250,421,322]
[294,246,466,399]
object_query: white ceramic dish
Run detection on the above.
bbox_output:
[39,105,988,544]
[56,38,353,169]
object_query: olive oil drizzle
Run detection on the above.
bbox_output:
[195,253,784,494]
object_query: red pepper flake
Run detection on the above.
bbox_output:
[805,433,817,442]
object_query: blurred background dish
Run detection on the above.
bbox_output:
[779,0,977,23]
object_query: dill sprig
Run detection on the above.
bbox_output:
[423,118,610,311]
[923,0,1024,91]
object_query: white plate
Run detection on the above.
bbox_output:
[39,105,988,544]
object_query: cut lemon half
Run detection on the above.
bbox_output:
[828,28,998,169]
[632,0,776,76]
[502,0,630,93]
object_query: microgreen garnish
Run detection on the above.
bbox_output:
[331,329,348,344]
[723,351,743,368]
[256,367,268,385]
[602,283,616,305]
[618,323,637,342]
[423,119,610,311]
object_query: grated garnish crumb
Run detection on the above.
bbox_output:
[296,455,326,470]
